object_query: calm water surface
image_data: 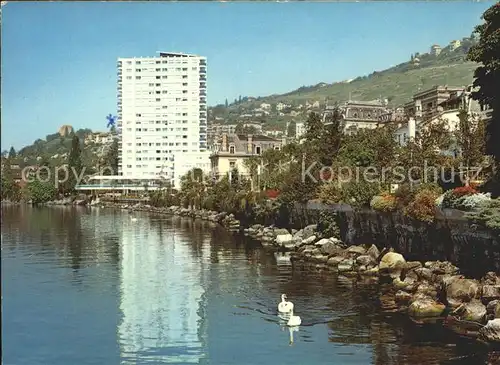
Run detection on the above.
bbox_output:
[1,206,499,364]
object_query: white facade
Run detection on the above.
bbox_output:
[173,151,212,189]
[117,52,207,186]
[295,122,305,140]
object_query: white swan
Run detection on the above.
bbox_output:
[130,216,137,222]
[287,310,301,327]
[278,294,294,313]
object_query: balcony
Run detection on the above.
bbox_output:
[200,67,206,73]
[200,60,206,66]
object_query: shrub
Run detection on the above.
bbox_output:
[395,182,443,208]
[441,185,483,211]
[466,198,500,233]
[405,189,441,223]
[340,181,381,209]
[26,179,57,205]
[316,210,340,238]
[371,193,398,212]
[265,189,280,199]
[316,183,342,205]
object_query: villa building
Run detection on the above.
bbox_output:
[209,134,284,179]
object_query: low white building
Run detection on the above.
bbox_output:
[295,122,305,141]
[172,151,211,189]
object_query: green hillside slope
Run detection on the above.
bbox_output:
[211,36,479,122]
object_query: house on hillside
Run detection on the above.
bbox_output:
[430,44,442,56]
[449,39,462,51]
[323,100,390,133]
[394,85,489,150]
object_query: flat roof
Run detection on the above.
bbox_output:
[158,52,204,58]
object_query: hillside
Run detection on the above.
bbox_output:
[3,128,114,171]
[210,36,479,125]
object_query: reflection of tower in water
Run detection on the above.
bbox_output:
[118,216,210,364]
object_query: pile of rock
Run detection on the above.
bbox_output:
[103,203,243,231]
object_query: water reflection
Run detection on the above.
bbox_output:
[2,206,499,365]
[118,214,210,364]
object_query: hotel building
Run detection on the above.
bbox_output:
[117,52,209,188]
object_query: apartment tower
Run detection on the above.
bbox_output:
[117,52,208,187]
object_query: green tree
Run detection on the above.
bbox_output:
[8,147,16,159]
[287,121,296,137]
[467,2,500,190]
[65,135,83,193]
[27,179,57,205]
[102,139,118,175]
[454,109,487,184]
[234,123,258,135]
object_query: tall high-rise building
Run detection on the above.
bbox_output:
[117,52,208,187]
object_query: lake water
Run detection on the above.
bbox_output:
[1,205,499,365]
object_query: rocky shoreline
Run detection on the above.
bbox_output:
[17,200,500,345]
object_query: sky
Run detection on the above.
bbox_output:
[1,1,495,150]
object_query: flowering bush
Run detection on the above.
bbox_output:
[441,185,486,211]
[452,185,478,197]
[405,189,441,223]
[395,182,443,208]
[265,189,280,199]
[370,193,398,212]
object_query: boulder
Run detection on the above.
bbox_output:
[379,252,406,278]
[444,277,482,309]
[276,234,293,246]
[302,224,317,239]
[413,268,435,283]
[408,296,446,318]
[483,285,500,302]
[327,256,344,267]
[362,266,380,276]
[347,245,366,256]
[460,299,487,323]
[415,282,438,298]
[301,235,317,245]
[482,272,500,286]
[315,238,332,247]
[366,244,380,261]
[274,228,290,236]
[405,261,423,271]
[338,259,354,273]
[356,255,376,266]
[478,319,500,343]
[395,290,413,303]
[424,261,459,275]
[320,241,344,256]
[487,300,500,319]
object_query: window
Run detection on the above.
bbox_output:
[136,61,141,64]
[162,68,168,71]
[156,68,161,72]
[162,76,168,79]
[136,69,141,72]
[229,161,236,168]
[156,61,161,64]
[136,76,141,80]
[229,145,235,154]
[156,76,161,79]
[126,76,132,80]
[255,146,261,155]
